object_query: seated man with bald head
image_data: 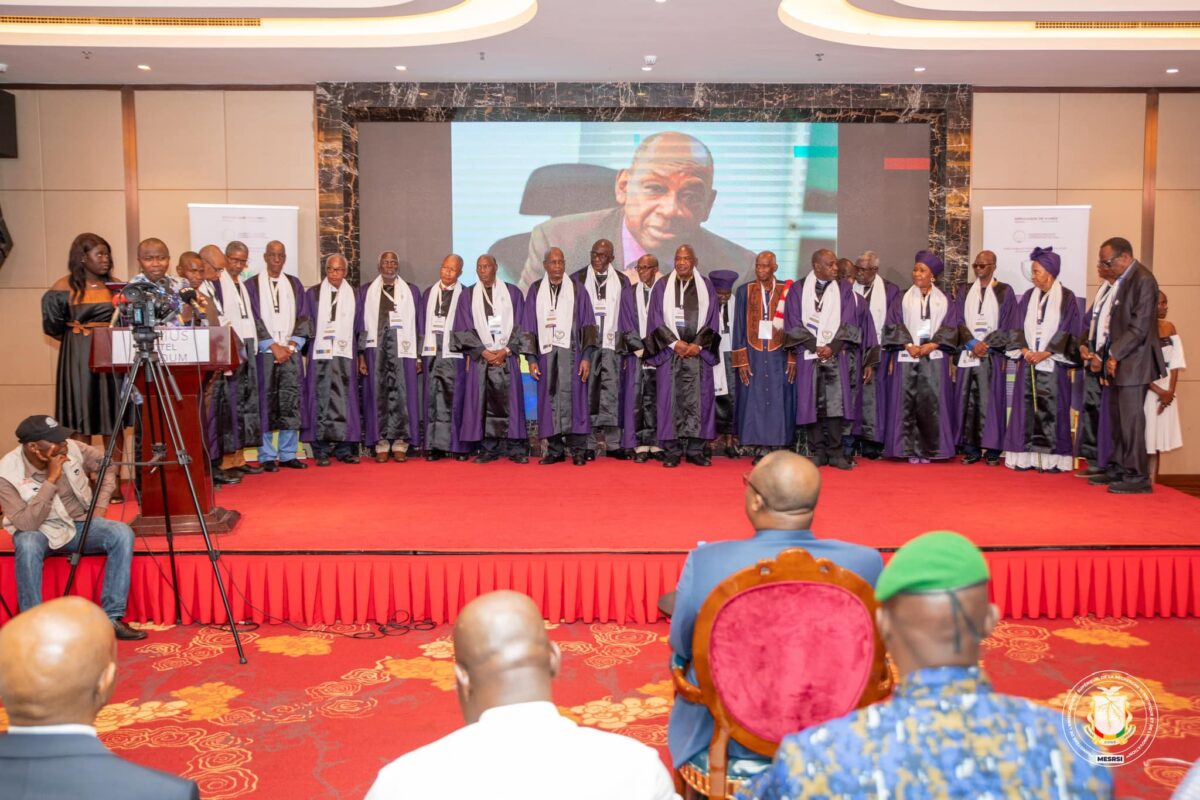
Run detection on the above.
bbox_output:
[366,590,677,799]
[0,597,198,799]
[668,451,883,770]
[739,532,1113,800]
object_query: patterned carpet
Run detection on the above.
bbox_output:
[1,615,1198,798]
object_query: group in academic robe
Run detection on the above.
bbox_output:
[421,256,470,461]
[642,246,721,468]
[851,253,900,460]
[710,270,740,458]
[451,255,529,463]
[358,252,424,463]
[208,250,262,476]
[954,251,1017,466]
[301,256,362,465]
[521,248,597,466]
[620,256,665,463]
[731,253,796,463]
[880,251,962,463]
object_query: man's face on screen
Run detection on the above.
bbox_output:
[616,135,715,252]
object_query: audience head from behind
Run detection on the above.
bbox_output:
[365,591,680,799]
[742,450,820,533]
[736,531,1114,800]
[0,596,117,728]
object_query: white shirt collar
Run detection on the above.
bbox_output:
[477,700,559,725]
[7,723,98,737]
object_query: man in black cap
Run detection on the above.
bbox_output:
[0,415,146,640]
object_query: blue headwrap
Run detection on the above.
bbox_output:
[1029,246,1061,278]
[915,250,944,277]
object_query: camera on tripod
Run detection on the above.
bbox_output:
[120,277,182,347]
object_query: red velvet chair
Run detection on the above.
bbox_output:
[671,547,893,799]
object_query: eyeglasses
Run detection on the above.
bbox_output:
[1098,257,1120,268]
[972,262,995,269]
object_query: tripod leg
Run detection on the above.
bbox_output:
[64,355,143,597]
[145,358,184,626]
[150,358,247,665]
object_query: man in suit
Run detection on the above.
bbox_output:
[1089,237,1166,494]
[521,131,754,288]
[667,450,884,770]
[0,597,198,799]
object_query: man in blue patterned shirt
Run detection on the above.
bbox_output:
[738,531,1113,800]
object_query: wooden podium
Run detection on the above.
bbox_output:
[92,327,241,536]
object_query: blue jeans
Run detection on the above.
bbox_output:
[13,518,135,619]
[260,429,298,462]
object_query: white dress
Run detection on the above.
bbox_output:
[1146,333,1185,453]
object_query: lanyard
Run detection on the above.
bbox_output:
[548,281,561,311]
[483,285,494,317]
[721,302,730,333]
[235,281,249,319]
[595,271,607,301]
[977,282,988,316]
[920,292,931,320]
[1036,290,1050,326]
[676,279,692,308]
[814,280,827,314]
[760,281,774,319]
[270,278,281,314]
[329,289,340,321]
[382,283,396,307]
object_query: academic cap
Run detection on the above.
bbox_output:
[875,530,989,602]
[914,250,944,277]
[709,270,739,291]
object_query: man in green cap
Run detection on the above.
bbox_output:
[739,531,1113,800]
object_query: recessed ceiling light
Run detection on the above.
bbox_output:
[1166,68,1180,74]
[137,64,151,71]
[880,92,891,98]
[913,66,926,73]
[641,66,653,72]
[394,65,407,71]
[418,90,429,97]
[655,0,667,3]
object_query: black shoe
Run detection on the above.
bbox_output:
[606,449,632,461]
[1088,472,1120,485]
[1075,465,1106,478]
[634,452,650,464]
[454,453,470,462]
[279,459,308,469]
[572,453,588,466]
[262,460,279,473]
[723,446,741,460]
[239,463,264,475]
[663,456,681,468]
[475,453,500,464]
[1109,480,1152,495]
[425,451,444,462]
[685,454,712,467]
[809,451,828,467]
[212,469,242,485]
[585,450,596,462]
[315,457,332,467]
[112,619,148,641]
[861,450,883,461]
[985,455,1001,467]
[509,454,529,464]
[338,455,360,465]
[539,454,565,465]
[751,453,764,465]
[962,454,982,465]
[828,455,853,471]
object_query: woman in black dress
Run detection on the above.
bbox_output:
[42,232,126,502]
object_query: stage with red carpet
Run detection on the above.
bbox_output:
[2,459,1198,623]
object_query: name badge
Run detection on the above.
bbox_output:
[431,315,447,333]
[1035,359,1055,373]
[673,307,686,326]
[546,311,558,329]
[322,323,338,341]
[487,315,503,336]
[758,319,775,341]
[595,308,606,319]
[389,311,405,330]
[917,320,932,343]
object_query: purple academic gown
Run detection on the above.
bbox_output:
[855,280,901,444]
[954,281,1019,452]
[619,284,656,450]
[847,293,882,438]
[300,284,362,445]
[1074,295,1114,466]
[880,287,962,460]
[784,277,863,428]
[245,274,312,434]
[357,281,424,449]
[733,281,795,447]
[644,276,720,442]
[522,279,596,439]
[421,285,469,454]
[450,283,527,443]
[205,280,262,461]
[1002,285,1083,459]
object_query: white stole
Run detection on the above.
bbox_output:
[470,282,515,352]
[313,279,356,362]
[800,275,842,358]
[421,282,463,360]
[1092,281,1116,350]
[217,271,257,344]
[258,271,297,346]
[899,285,948,362]
[364,276,417,358]
[584,269,622,351]
[1022,279,1065,372]
[535,278,576,355]
[714,293,733,397]
[855,275,887,340]
[958,279,1000,368]
[635,281,654,339]
[662,272,710,342]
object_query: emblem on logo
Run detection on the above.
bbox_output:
[1062,670,1158,767]
[44,417,58,428]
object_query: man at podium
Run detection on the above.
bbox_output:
[0,415,147,640]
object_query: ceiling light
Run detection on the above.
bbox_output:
[913,66,926,72]
[1166,68,1180,74]
[642,66,653,72]
[655,0,667,3]
[642,54,657,72]
[418,90,429,97]
[394,65,407,71]
[137,64,151,71]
